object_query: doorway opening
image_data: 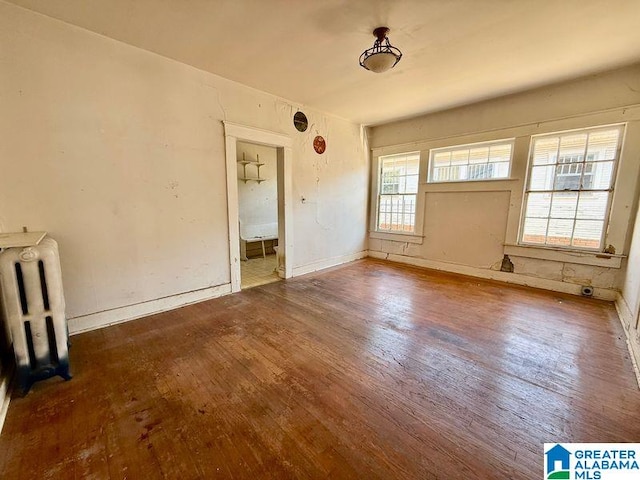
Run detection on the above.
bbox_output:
[237,141,280,289]
[224,122,293,293]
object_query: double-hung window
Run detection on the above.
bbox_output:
[376,152,420,233]
[520,124,624,250]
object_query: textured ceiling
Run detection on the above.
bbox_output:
[7,0,640,125]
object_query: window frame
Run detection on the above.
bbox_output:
[518,124,625,252]
[372,151,424,242]
[427,138,515,184]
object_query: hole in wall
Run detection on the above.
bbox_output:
[500,254,514,273]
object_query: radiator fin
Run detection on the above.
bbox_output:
[45,316,59,364]
[38,261,50,311]
[15,263,28,315]
[24,321,36,370]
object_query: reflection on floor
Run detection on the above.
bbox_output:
[241,254,280,289]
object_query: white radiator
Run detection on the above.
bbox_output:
[0,237,71,393]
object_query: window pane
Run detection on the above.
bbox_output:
[406,196,415,213]
[381,157,396,169]
[398,175,407,194]
[403,196,416,231]
[406,156,420,175]
[405,174,419,194]
[576,192,608,220]
[451,150,469,166]
[469,147,489,164]
[493,162,510,178]
[572,220,604,249]
[554,163,582,191]
[377,212,390,230]
[533,137,559,165]
[390,212,399,230]
[468,163,491,180]
[378,194,416,233]
[381,169,397,190]
[432,166,449,182]
[546,219,573,246]
[559,133,587,160]
[489,144,512,163]
[378,195,390,230]
[583,161,614,190]
[432,151,450,168]
[382,174,399,192]
[448,165,467,181]
[586,129,619,161]
[529,165,555,190]
[522,218,548,244]
[525,193,551,218]
[550,192,578,219]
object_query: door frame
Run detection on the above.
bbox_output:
[223,121,293,292]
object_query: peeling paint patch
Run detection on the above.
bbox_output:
[561,263,618,288]
[510,257,563,281]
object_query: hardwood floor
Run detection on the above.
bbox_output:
[0,258,638,479]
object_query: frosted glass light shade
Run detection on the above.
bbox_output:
[359,27,402,73]
[362,52,399,73]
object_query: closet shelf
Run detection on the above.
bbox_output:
[238,160,265,167]
[238,152,267,184]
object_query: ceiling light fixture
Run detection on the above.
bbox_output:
[359,27,402,73]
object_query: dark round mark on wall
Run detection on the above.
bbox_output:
[293,111,308,132]
[313,136,326,154]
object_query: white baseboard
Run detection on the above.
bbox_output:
[292,251,368,277]
[616,294,635,330]
[68,250,366,335]
[615,294,640,389]
[368,250,618,301]
[0,366,12,437]
[68,283,232,335]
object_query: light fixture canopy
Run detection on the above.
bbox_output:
[359,27,402,73]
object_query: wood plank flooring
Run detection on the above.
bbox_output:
[0,258,639,479]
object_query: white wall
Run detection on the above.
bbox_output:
[237,142,278,231]
[368,64,640,301]
[619,173,640,378]
[0,1,369,334]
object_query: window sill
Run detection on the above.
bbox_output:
[504,244,624,268]
[370,231,424,244]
